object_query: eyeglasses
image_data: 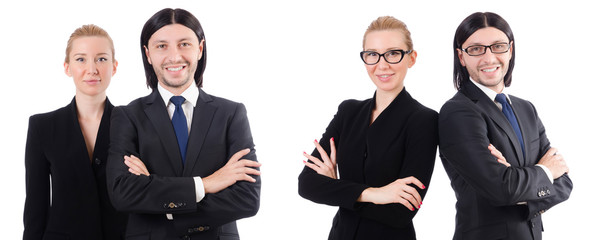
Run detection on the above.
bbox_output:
[360,49,412,65]
[461,43,511,56]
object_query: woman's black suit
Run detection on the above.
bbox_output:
[23,98,127,240]
[299,89,438,240]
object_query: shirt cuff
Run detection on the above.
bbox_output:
[194,176,206,202]
[536,164,554,184]
[166,177,203,221]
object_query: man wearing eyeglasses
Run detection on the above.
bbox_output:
[438,12,573,240]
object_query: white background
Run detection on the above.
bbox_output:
[2,0,595,239]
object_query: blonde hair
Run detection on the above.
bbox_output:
[363,16,413,50]
[65,24,115,63]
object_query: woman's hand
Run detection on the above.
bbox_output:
[488,144,510,167]
[358,176,425,211]
[303,138,337,179]
[124,155,150,176]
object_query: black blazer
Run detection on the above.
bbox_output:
[107,89,260,240]
[438,80,573,240]
[23,98,127,240]
[299,89,438,240]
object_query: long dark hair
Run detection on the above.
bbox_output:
[453,12,515,90]
[141,8,207,89]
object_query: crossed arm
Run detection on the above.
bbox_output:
[439,100,572,211]
[489,144,569,180]
[125,149,260,194]
[107,104,261,234]
[303,138,425,211]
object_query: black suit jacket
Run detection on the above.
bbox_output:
[439,80,573,240]
[107,89,260,240]
[23,98,127,240]
[299,89,438,240]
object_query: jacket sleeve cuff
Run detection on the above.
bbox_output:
[536,164,554,184]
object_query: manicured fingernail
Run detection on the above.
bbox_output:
[314,139,318,143]
[422,185,426,189]
[303,151,307,155]
[331,137,334,141]
[302,160,307,164]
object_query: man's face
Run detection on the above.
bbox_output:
[145,24,203,94]
[458,27,512,93]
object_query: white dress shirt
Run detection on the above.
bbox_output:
[157,84,205,219]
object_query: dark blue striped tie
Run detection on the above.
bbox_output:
[495,93,525,156]
[170,96,188,165]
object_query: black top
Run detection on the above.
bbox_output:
[299,89,438,240]
[24,98,127,240]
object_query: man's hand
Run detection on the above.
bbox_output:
[125,155,150,176]
[202,148,261,194]
[489,144,510,167]
[538,147,569,179]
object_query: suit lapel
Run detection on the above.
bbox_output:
[461,82,525,165]
[65,98,105,191]
[92,99,113,163]
[68,98,98,186]
[510,97,531,164]
[183,89,216,176]
[144,91,184,175]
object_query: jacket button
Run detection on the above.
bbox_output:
[168,202,176,208]
[182,235,191,240]
[94,158,101,165]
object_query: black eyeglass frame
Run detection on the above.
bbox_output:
[360,49,413,65]
[460,42,511,56]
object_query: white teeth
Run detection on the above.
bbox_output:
[482,67,497,72]
[167,66,183,71]
[381,75,390,78]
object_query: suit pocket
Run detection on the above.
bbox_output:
[42,231,71,240]
[463,222,508,240]
[218,235,240,240]
[125,231,151,240]
[218,221,240,240]
[217,230,239,240]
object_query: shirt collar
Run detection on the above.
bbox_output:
[157,83,200,107]
[469,78,511,103]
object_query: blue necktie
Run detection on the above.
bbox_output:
[495,93,525,156]
[170,96,188,165]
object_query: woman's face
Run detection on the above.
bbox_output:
[64,36,117,97]
[363,30,416,95]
